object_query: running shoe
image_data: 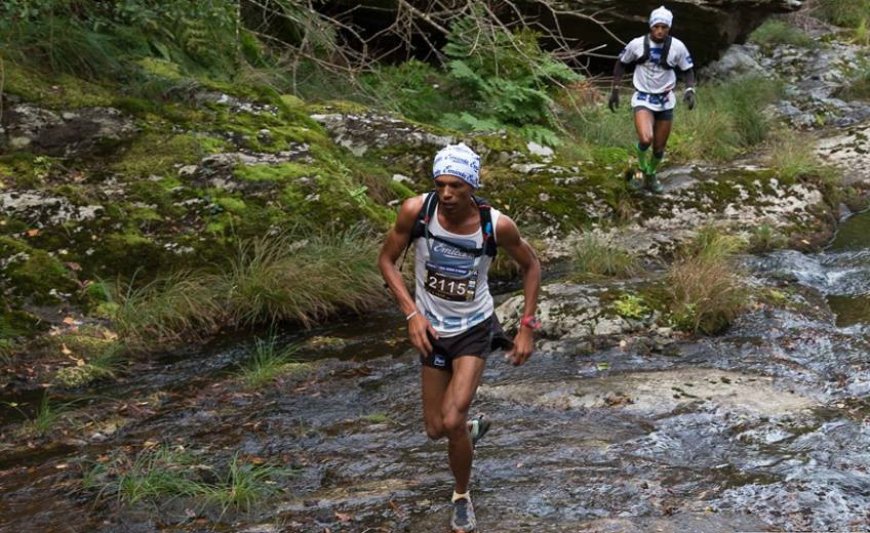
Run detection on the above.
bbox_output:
[469,415,491,448]
[451,497,477,532]
[644,173,664,194]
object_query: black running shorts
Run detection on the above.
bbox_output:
[421,315,513,372]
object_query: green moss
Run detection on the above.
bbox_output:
[0,309,44,339]
[211,109,326,152]
[216,197,247,213]
[137,58,186,81]
[0,153,58,189]
[4,63,116,109]
[235,162,317,183]
[0,241,78,304]
[113,133,216,178]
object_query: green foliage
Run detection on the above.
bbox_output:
[237,336,304,388]
[664,227,747,335]
[670,76,782,162]
[224,226,388,328]
[749,20,815,48]
[838,61,870,100]
[9,395,66,437]
[112,446,206,504]
[112,271,225,348]
[94,446,288,511]
[362,60,453,124]
[747,223,788,253]
[203,454,287,512]
[612,293,650,320]
[1,1,243,80]
[110,227,387,351]
[439,17,582,144]
[572,234,641,279]
[560,105,635,161]
[813,0,870,28]
[765,129,832,182]
[52,341,123,388]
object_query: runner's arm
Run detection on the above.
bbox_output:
[683,68,695,90]
[377,195,437,354]
[496,216,541,366]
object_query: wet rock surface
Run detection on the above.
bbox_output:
[3,231,870,532]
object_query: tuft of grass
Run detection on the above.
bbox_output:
[749,20,815,47]
[680,225,746,262]
[747,223,788,253]
[571,233,641,279]
[672,77,782,162]
[112,272,224,349]
[664,227,747,335]
[98,447,287,512]
[114,447,206,504]
[362,412,391,424]
[237,336,302,388]
[766,129,831,182]
[203,454,286,513]
[812,0,870,28]
[838,62,870,100]
[19,395,64,437]
[110,227,387,350]
[225,226,388,328]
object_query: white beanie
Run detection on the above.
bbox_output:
[432,143,481,188]
[649,6,673,28]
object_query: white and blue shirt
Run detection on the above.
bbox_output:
[413,198,501,337]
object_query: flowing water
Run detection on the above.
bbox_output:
[2,214,870,532]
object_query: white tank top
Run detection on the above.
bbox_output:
[413,195,501,337]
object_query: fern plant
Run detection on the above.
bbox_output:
[440,15,582,144]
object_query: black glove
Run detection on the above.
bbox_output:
[608,89,619,112]
[683,88,696,110]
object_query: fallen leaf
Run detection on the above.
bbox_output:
[143,439,160,448]
[62,317,77,326]
[335,511,352,523]
[25,228,40,237]
[61,344,72,356]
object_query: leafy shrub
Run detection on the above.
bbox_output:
[439,15,582,144]
[613,293,650,319]
[812,0,870,28]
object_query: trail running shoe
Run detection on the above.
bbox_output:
[625,169,643,191]
[644,173,664,194]
[469,415,491,448]
[451,497,477,532]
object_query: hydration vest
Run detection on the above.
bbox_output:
[634,35,675,70]
[408,192,497,258]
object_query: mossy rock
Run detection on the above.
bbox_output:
[4,64,116,109]
[0,236,78,305]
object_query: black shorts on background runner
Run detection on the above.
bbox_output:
[421,315,513,372]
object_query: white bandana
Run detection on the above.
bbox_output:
[432,143,481,189]
[649,6,673,28]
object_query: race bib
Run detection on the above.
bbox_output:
[424,262,477,302]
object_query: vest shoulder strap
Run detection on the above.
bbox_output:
[635,35,674,70]
[407,192,497,258]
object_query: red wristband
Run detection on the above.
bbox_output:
[520,315,541,330]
